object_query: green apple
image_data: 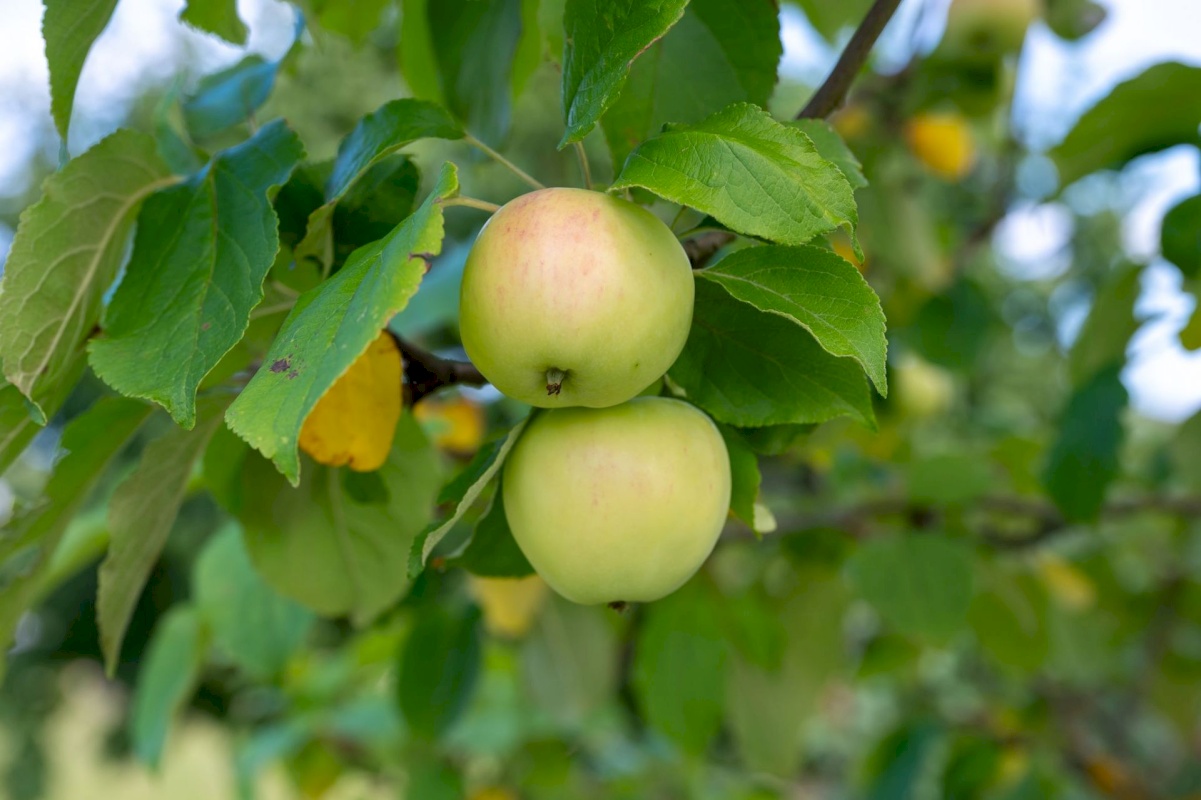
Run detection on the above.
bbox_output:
[938,0,1039,61]
[502,397,731,605]
[459,188,693,408]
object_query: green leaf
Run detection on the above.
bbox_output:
[398,0,444,103]
[1068,264,1140,385]
[1051,62,1201,187]
[600,0,781,168]
[719,425,760,530]
[0,357,85,476]
[397,603,482,739]
[726,574,848,775]
[845,534,974,642]
[0,397,151,657]
[700,245,887,395]
[226,163,458,484]
[239,414,441,623]
[736,423,814,455]
[669,278,875,428]
[1162,194,1201,279]
[794,0,872,41]
[905,454,994,506]
[560,0,688,147]
[42,0,119,139]
[193,524,313,679]
[130,607,207,769]
[968,569,1051,672]
[1042,363,1127,523]
[306,0,390,42]
[88,121,302,427]
[183,56,280,139]
[520,595,619,727]
[0,130,175,421]
[791,119,868,189]
[910,278,995,371]
[410,416,531,577]
[180,0,248,45]
[633,579,729,754]
[296,99,462,266]
[451,487,534,578]
[97,396,227,673]
[401,0,524,144]
[611,103,857,245]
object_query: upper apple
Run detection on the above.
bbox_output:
[459,188,694,408]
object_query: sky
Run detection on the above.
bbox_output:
[0,0,1199,421]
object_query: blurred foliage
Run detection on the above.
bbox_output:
[2,0,1201,799]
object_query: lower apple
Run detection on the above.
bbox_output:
[502,397,731,605]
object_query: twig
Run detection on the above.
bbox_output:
[798,0,904,119]
[574,141,593,190]
[389,334,486,405]
[440,196,502,214]
[682,231,735,269]
[464,133,546,191]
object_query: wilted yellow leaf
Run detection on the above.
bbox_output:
[299,331,402,472]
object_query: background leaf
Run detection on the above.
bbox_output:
[1162,194,1201,279]
[193,524,313,679]
[1043,364,1127,522]
[0,397,151,657]
[669,278,874,427]
[239,414,441,624]
[97,396,227,673]
[560,0,688,146]
[633,579,729,754]
[600,0,780,168]
[1051,62,1201,187]
[130,607,207,768]
[0,129,174,421]
[397,603,482,739]
[89,120,303,428]
[451,488,535,578]
[401,0,524,145]
[42,0,119,139]
[179,0,247,45]
[226,163,456,483]
[791,119,868,189]
[845,534,975,642]
[183,55,280,139]
[611,103,856,245]
[701,244,887,394]
[719,425,761,530]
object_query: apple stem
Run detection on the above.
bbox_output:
[546,368,566,396]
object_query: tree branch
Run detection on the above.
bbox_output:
[753,494,1201,549]
[389,333,486,406]
[798,0,904,120]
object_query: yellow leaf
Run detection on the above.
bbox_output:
[470,789,519,800]
[299,331,402,472]
[1037,552,1096,611]
[468,575,547,639]
[414,393,486,455]
[905,112,977,181]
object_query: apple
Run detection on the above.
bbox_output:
[938,0,1039,61]
[502,397,731,605]
[459,188,694,408]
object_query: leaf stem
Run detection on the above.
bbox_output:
[441,196,503,214]
[464,133,546,191]
[250,302,295,319]
[574,141,593,190]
